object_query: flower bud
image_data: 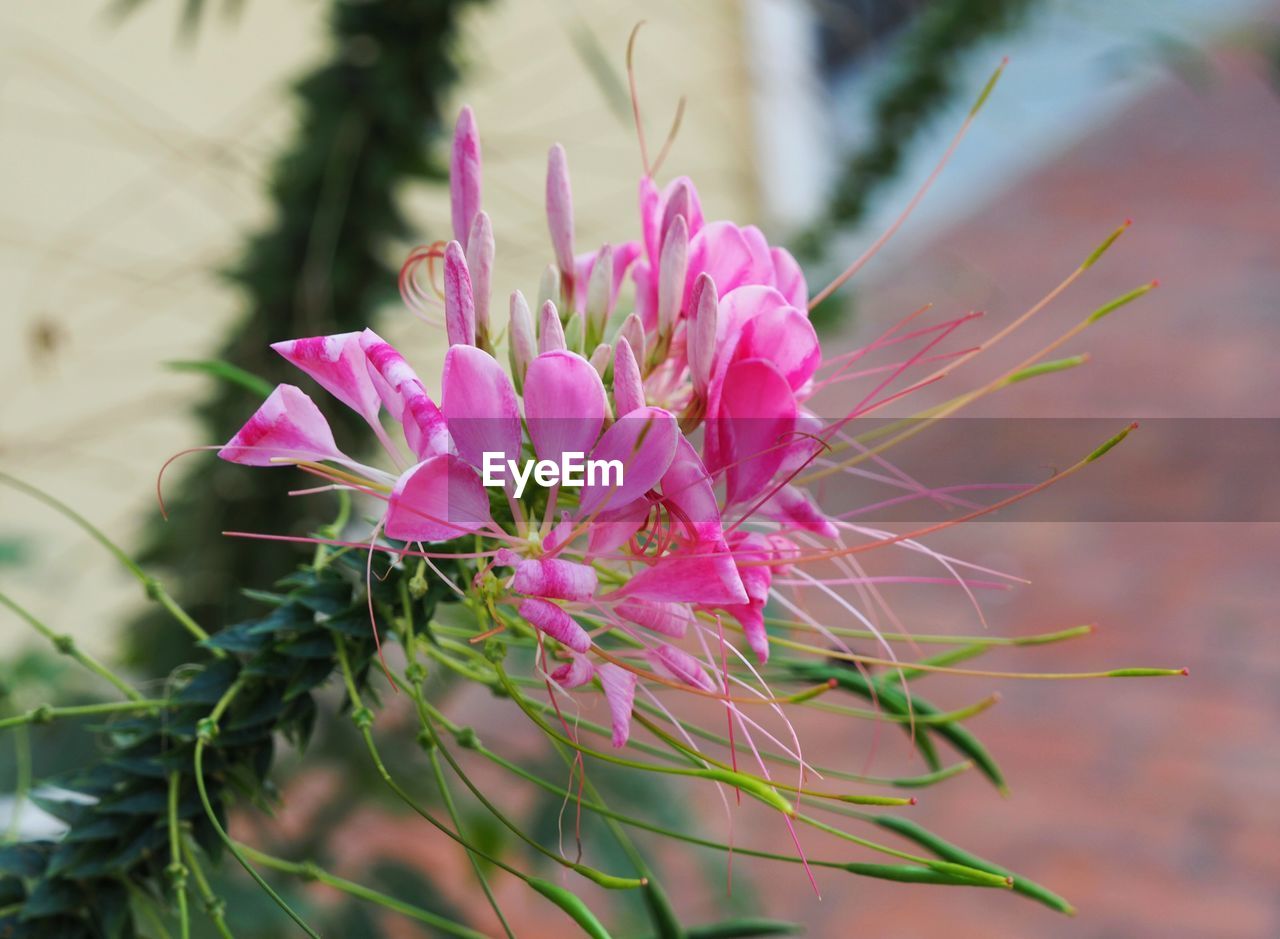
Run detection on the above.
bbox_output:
[657,214,688,344]
[546,143,575,277]
[688,272,718,396]
[618,312,646,363]
[450,106,482,249]
[465,211,494,350]
[660,180,690,242]
[613,336,645,416]
[589,342,612,378]
[539,300,566,353]
[563,308,585,354]
[443,240,475,347]
[584,243,614,350]
[537,263,561,313]
[508,290,535,391]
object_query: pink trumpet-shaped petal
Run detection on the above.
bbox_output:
[647,644,716,692]
[219,384,343,466]
[616,551,747,606]
[450,106,482,248]
[716,358,797,506]
[598,663,638,748]
[551,652,595,689]
[687,274,718,397]
[466,212,495,345]
[579,407,678,516]
[520,598,592,653]
[614,598,693,638]
[612,337,645,417]
[513,558,599,602]
[539,300,566,353]
[523,349,606,463]
[508,291,536,389]
[441,345,520,470]
[385,454,491,542]
[359,329,449,459]
[271,333,381,429]
[657,214,688,338]
[444,240,476,347]
[546,143,575,276]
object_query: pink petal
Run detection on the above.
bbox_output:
[584,499,651,557]
[770,246,808,309]
[523,350,607,463]
[551,652,595,689]
[614,598,693,638]
[647,644,715,692]
[444,240,476,348]
[513,558,598,602]
[612,337,645,417]
[441,345,520,469]
[579,407,678,516]
[616,551,747,606]
[450,106,482,248]
[385,454,491,542]
[271,333,381,429]
[715,358,796,506]
[598,663,638,748]
[519,598,591,653]
[660,436,724,547]
[219,384,342,466]
[738,305,820,391]
[359,330,449,459]
[726,603,770,664]
[685,221,753,310]
[758,485,837,538]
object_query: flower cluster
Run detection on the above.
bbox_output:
[219,104,850,752]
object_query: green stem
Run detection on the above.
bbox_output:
[0,699,167,730]
[493,661,793,816]
[3,724,30,842]
[168,772,191,939]
[397,584,515,939]
[0,592,143,700]
[236,844,491,939]
[182,841,235,939]
[0,473,217,652]
[193,680,319,938]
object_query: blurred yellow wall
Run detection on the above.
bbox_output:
[0,1,758,659]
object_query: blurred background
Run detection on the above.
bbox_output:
[1,1,1277,936]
